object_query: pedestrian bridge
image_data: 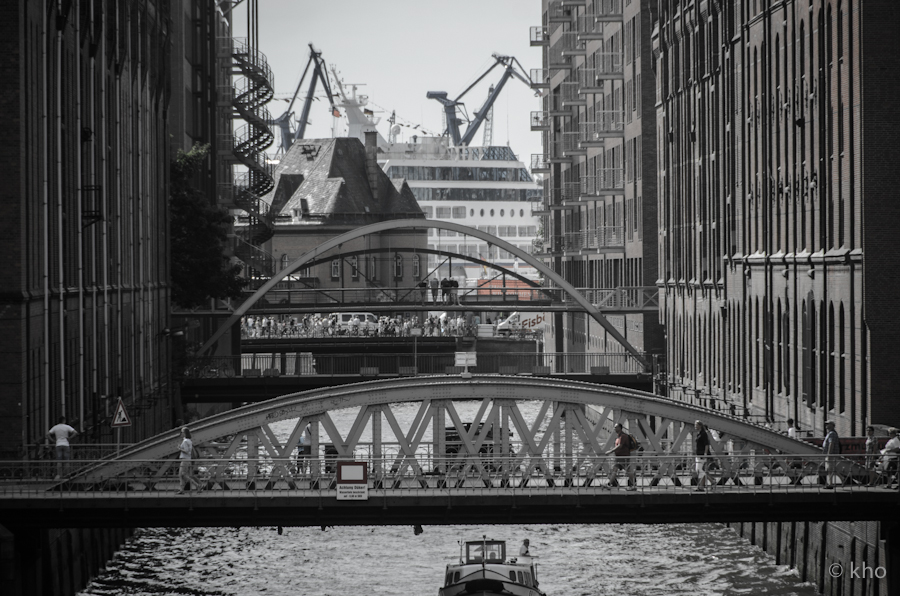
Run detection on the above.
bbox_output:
[0,376,897,529]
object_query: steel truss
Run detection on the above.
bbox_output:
[76,377,821,490]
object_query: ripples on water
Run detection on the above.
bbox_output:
[79,523,818,596]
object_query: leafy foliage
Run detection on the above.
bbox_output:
[169,144,245,309]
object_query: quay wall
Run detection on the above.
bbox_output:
[727,520,890,596]
[1,525,133,596]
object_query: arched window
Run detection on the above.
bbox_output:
[280,254,289,272]
[349,256,359,280]
[412,254,421,279]
[330,259,341,279]
[394,253,403,279]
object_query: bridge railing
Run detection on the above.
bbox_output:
[1,455,892,496]
[182,352,647,378]
[245,285,557,309]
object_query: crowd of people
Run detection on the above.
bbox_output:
[240,313,481,339]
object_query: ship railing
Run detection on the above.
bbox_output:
[1,454,881,496]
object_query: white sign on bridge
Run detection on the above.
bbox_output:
[336,461,368,501]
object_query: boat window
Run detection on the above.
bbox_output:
[454,572,460,583]
[525,572,531,586]
[509,571,517,581]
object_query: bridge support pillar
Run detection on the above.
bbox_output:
[886,521,900,596]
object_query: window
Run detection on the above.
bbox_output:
[280,254,289,272]
[369,256,377,281]
[469,209,474,216]
[500,209,505,216]
[349,256,359,279]
[480,209,485,217]
[413,254,420,279]
[423,206,433,218]
[490,209,495,216]
[452,206,466,218]
[330,259,340,279]
[499,226,517,237]
[394,253,403,279]
[435,207,452,218]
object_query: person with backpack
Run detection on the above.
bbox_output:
[606,423,637,491]
[822,420,841,489]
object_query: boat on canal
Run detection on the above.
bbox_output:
[439,537,546,596]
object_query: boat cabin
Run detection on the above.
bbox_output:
[465,540,506,564]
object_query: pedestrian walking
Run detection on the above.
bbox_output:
[47,416,78,479]
[694,420,713,491]
[606,423,636,490]
[176,427,201,494]
[822,420,841,489]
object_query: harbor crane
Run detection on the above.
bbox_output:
[426,54,534,147]
[271,43,339,154]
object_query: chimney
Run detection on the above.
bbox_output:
[365,130,379,204]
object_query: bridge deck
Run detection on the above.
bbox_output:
[1,483,896,528]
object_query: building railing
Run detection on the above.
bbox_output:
[530,26,548,45]
[572,286,659,310]
[531,154,550,171]
[530,111,550,129]
[552,227,625,252]
[2,454,890,497]
[580,117,625,140]
[582,169,625,194]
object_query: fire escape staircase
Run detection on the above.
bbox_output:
[228,38,279,277]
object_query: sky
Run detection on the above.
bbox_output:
[231,0,544,165]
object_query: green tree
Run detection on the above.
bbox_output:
[170,144,245,309]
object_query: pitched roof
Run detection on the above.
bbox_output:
[263,137,424,225]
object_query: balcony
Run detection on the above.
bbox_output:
[548,40,573,70]
[531,201,550,216]
[554,227,626,253]
[560,82,587,108]
[591,0,624,21]
[578,58,625,90]
[548,0,575,23]
[531,111,551,131]
[560,32,587,57]
[582,169,625,196]
[547,139,574,164]
[530,68,550,89]
[531,154,551,173]
[530,26,549,46]
[579,117,625,146]
[562,132,586,157]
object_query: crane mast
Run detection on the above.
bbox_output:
[271,44,339,154]
[426,54,534,147]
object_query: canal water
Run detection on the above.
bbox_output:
[78,403,819,595]
[78,523,818,595]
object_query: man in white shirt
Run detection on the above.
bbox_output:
[47,416,78,479]
[519,539,530,556]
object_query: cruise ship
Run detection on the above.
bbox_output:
[333,80,543,281]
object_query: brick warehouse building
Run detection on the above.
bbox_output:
[0,1,179,458]
[532,0,664,366]
[653,0,900,437]
[653,2,900,594]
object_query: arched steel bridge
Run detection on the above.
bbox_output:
[199,219,654,367]
[1,377,896,529]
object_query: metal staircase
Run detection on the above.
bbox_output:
[225,37,277,277]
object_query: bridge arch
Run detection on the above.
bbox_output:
[83,376,820,484]
[201,219,648,366]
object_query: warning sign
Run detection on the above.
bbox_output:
[336,461,368,501]
[111,398,132,428]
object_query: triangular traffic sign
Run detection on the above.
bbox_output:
[111,398,132,427]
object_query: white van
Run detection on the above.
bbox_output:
[331,312,378,334]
